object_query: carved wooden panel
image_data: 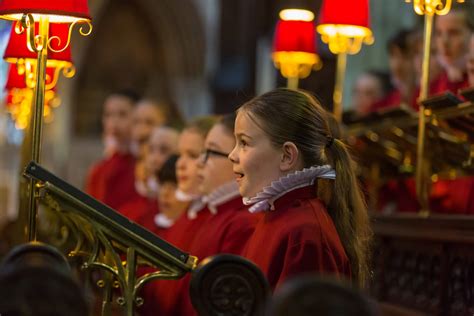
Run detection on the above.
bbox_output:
[371,214,474,316]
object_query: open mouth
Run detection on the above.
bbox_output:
[234,172,244,180]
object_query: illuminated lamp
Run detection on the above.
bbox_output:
[317,0,373,121]
[0,0,92,241]
[272,8,321,89]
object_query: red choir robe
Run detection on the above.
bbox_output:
[85,152,139,211]
[139,202,211,316]
[370,89,402,112]
[242,185,351,290]
[174,195,259,315]
[430,177,474,215]
[118,195,159,232]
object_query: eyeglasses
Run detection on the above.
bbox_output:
[201,149,230,163]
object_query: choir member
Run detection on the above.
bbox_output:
[152,154,188,237]
[85,89,141,210]
[119,126,179,225]
[229,88,371,290]
[175,113,259,315]
[434,5,473,93]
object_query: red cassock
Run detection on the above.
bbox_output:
[85,152,140,211]
[430,177,474,215]
[242,185,351,290]
[139,204,211,316]
[118,195,159,231]
[174,196,260,316]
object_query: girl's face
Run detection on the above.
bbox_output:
[146,128,178,176]
[352,73,383,115]
[197,124,235,194]
[176,129,205,195]
[158,182,188,220]
[435,11,471,66]
[102,95,133,145]
[229,112,284,198]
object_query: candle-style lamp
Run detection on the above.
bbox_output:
[272,8,321,89]
[405,0,465,214]
[0,0,92,241]
[317,0,373,121]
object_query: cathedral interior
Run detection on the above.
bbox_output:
[0,0,473,315]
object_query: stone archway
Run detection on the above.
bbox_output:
[72,0,206,136]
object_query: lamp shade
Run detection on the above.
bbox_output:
[0,0,91,22]
[319,0,370,28]
[273,20,316,54]
[4,22,72,63]
[5,64,58,90]
[5,64,26,90]
[272,18,320,80]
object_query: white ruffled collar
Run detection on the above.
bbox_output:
[135,177,159,198]
[202,181,240,214]
[243,165,335,213]
[187,181,240,219]
[175,188,200,202]
[154,213,175,228]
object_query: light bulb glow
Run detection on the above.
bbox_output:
[279,9,315,22]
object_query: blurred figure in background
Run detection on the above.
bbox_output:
[153,155,188,237]
[351,70,393,116]
[467,33,474,87]
[85,89,141,210]
[434,5,473,92]
[130,98,168,158]
[378,29,417,109]
[120,126,179,226]
[411,28,445,108]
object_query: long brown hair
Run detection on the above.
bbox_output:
[238,88,371,288]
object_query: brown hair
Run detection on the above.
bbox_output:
[218,112,237,136]
[238,88,371,288]
[185,115,220,138]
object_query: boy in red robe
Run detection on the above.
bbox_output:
[85,90,140,210]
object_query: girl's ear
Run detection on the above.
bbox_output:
[280,141,301,172]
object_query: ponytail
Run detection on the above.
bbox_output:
[324,138,372,288]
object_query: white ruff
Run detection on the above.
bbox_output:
[187,181,240,219]
[175,189,200,202]
[154,213,175,228]
[202,181,240,214]
[242,165,335,213]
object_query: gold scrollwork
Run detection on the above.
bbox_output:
[20,14,43,53]
[47,20,93,53]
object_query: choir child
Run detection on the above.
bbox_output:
[85,89,141,210]
[152,154,188,238]
[229,88,372,290]
[140,116,217,316]
[175,113,259,315]
[434,5,473,93]
[119,126,179,224]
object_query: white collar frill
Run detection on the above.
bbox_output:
[187,181,240,219]
[242,165,336,213]
[202,181,240,215]
[154,213,175,229]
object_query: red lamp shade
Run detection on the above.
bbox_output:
[5,64,59,90]
[0,0,91,22]
[319,0,370,28]
[273,20,316,54]
[5,64,26,90]
[4,22,72,63]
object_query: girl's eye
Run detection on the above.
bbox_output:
[239,139,247,147]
